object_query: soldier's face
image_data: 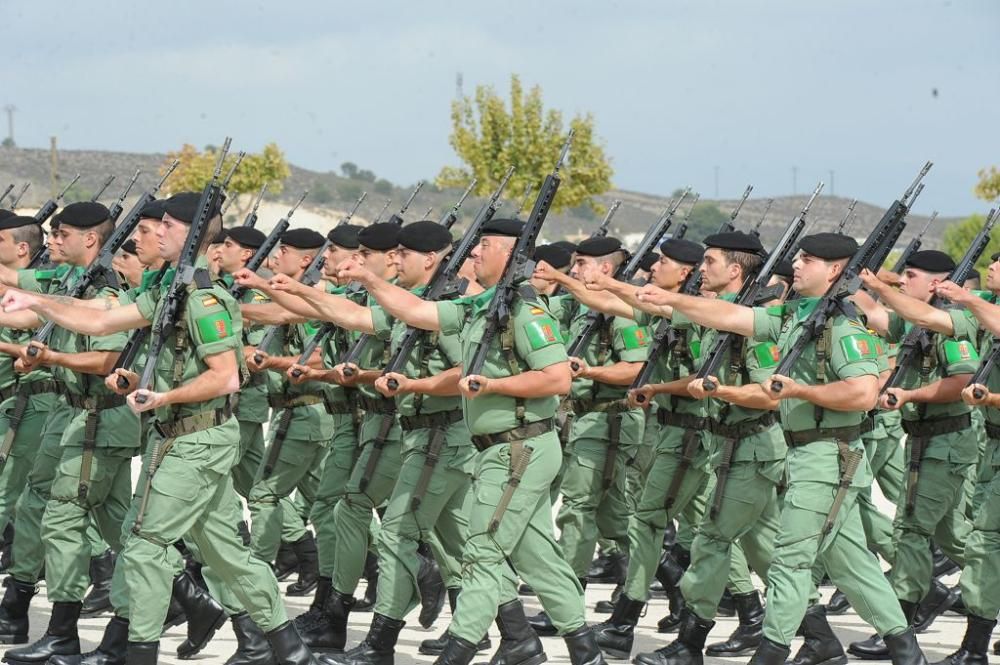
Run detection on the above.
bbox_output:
[218,238,252,274]
[157,213,190,262]
[472,235,514,287]
[792,252,844,296]
[357,247,397,280]
[133,219,161,266]
[987,260,1000,292]
[898,268,942,303]
[395,247,436,289]
[0,230,21,267]
[54,226,88,265]
[650,256,687,290]
[273,244,311,277]
[321,245,353,279]
[699,249,736,293]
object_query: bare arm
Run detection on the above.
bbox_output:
[535,264,633,319]
[860,270,953,335]
[3,289,147,336]
[347,266,440,332]
[265,279,374,334]
[688,377,778,410]
[240,302,307,326]
[130,348,239,413]
[885,374,971,408]
[580,360,641,387]
[465,361,571,399]
[935,280,1000,337]
[27,343,119,376]
[635,286,755,337]
[766,373,878,412]
[850,288,890,336]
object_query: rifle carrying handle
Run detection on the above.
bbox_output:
[886,393,898,407]
[387,377,399,391]
[702,378,718,392]
[290,368,303,379]
[25,345,39,358]
[973,386,987,400]
[116,375,131,390]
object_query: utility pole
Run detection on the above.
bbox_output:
[792,166,798,196]
[2,105,14,147]
[828,170,835,197]
[49,136,59,197]
[455,72,464,100]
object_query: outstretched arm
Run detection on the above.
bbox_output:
[935,281,1000,337]
[264,274,374,334]
[534,264,633,319]
[860,269,953,335]
[342,263,440,332]
[635,285,755,337]
[3,289,147,336]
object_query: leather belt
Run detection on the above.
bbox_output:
[399,410,463,432]
[471,419,554,452]
[709,413,777,440]
[784,425,862,447]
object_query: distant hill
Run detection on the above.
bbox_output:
[0,146,958,252]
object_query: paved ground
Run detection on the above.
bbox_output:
[15,570,996,664]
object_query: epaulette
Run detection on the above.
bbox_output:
[193,268,213,290]
[517,284,541,307]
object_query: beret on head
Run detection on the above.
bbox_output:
[398,221,453,253]
[480,218,523,238]
[660,238,705,266]
[0,210,15,222]
[638,251,660,273]
[209,229,228,245]
[358,222,401,251]
[139,199,166,221]
[120,239,137,256]
[227,226,266,250]
[533,244,573,270]
[703,231,765,256]
[53,201,110,228]
[798,233,858,261]
[328,224,362,250]
[280,228,326,250]
[0,215,41,232]
[551,240,579,254]
[575,236,623,257]
[773,259,795,279]
[905,249,955,274]
[163,191,224,224]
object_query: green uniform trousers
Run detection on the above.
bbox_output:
[0,393,54,532]
[331,413,402,596]
[373,422,472,619]
[233,420,266,497]
[763,478,907,645]
[726,540,757,596]
[957,436,1000,618]
[42,445,134,602]
[623,424,710,601]
[119,420,286,643]
[311,414,360,577]
[680,459,782,620]
[450,431,585,643]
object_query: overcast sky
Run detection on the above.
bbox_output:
[4,0,998,216]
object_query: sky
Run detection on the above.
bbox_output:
[3,0,999,216]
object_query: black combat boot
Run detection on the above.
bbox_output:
[563,626,607,665]
[81,549,115,616]
[717,590,736,617]
[3,600,81,663]
[930,544,959,578]
[49,615,128,665]
[655,552,686,633]
[705,590,764,657]
[929,615,995,665]
[355,553,378,612]
[913,580,957,633]
[788,605,847,665]
[529,579,586,636]
[294,576,333,633]
[949,588,968,616]
[125,642,158,665]
[172,570,227,659]
[588,551,615,583]
[473,599,545,665]
[594,584,623,614]
[824,590,850,616]
[884,628,929,665]
[0,578,35,644]
[287,532,320,597]
[0,524,13,574]
[301,588,353,652]
[633,609,714,665]
[420,589,491,656]
[417,553,446,629]
[849,599,919,660]
[268,621,320,665]
[748,638,791,665]
[593,594,644,660]
[435,634,480,665]
[238,520,252,547]
[321,613,405,665]
[274,541,299,581]
[993,639,999,656]
[225,613,277,665]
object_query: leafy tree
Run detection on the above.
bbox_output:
[941,213,997,272]
[1,138,14,148]
[685,202,728,240]
[336,180,364,202]
[356,169,377,183]
[63,183,94,204]
[160,143,291,216]
[437,74,613,213]
[340,162,359,179]
[374,179,393,195]
[975,166,1000,201]
[311,181,335,205]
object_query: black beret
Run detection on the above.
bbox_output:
[120,239,137,256]
[638,251,659,273]
[0,210,14,222]
[53,201,110,228]
[227,226,267,250]
[798,233,858,260]
[358,222,400,251]
[209,229,228,245]
[163,191,224,224]
[480,218,523,238]
[327,224,362,250]
[774,259,794,279]
[703,231,765,256]
[659,238,705,266]
[992,252,1000,262]
[905,249,955,274]
[962,269,980,285]
[576,236,623,257]
[280,228,326,250]
[398,220,453,253]
[551,240,579,254]
[139,199,166,221]
[0,215,41,232]
[533,244,573,270]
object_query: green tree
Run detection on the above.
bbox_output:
[356,169,377,183]
[336,180,364,202]
[374,179,393,195]
[340,161,359,179]
[311,181,335,205]
[976,166,1000,201]
[63,183,94,204]
[685,202,728,240]
[941,213,997,272]
[437,74,613,213]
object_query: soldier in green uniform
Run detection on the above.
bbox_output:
[637,232,926,665]
[2,192,319,665]
[846,251,976,658]
[344,218,607,665]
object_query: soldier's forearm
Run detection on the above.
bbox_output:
[163,364,238,406]
[584,361,641,386]
[668,294,754,337]
[796,376,878,412]
[409,367,461,396]
[487,362,571,399]
[365,276,440,332]
[963,297,1000,338]
[906,374,970,404]
[47,350,119,376]
[241,303,306,326]
[714,383,778,410]
[877,288,953,335]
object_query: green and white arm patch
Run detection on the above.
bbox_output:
[752,342,780,368]
[943,339,979,364]
[620,324,651,350]
[523,317,562,351]
[840,333,878,362]
[196,310,233,343]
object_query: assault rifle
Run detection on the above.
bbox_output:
[750,199,774,237]
[0,184,13,206]
[371,199,391,224]
[515,185,533,218]
[971,340,1000,400]
[90,175,116,202]
[436,179,477,230]
[107,170,141,223]
[10,183,30,209]
[229,190,309,303]
[238,183,269,229]
[769,163,932,394]
[34,174,80,224]
[590,200,622,239]
[889,212,937,274]
[836,199,858,232]
[465,131,574,391]
[385,181,424,226]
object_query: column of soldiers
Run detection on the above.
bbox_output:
[0,175,994,665]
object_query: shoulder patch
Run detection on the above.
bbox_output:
[196,310,233,343]
[620,325,651,350]
[752,342,780,368]
[530,307,546,316]
[943,339,979,365]
[840,333,878,362]
[765,304,785,316]
[201,295,220,308]
[523,317,562,351]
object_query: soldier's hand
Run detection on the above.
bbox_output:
[879,387,908,410]
[687,376,719,400]
[1,289,40,313]
[568,357,588,378]
[336,260,374,285]
[127,389,165,413]
[331,363,361,387]
[12,358,29,374]
[106,368,138,395]
[635,284,675,307]
[247,349,271,371]
[579,264,608,291]
[962,383,991,406]
[627,385,656,409]
[233,269,267,290]
[859,269,889,294]
[375,372,410,397]
[933,280,971,304]
[763,374,800,398]
[458,374,489,399]
[268,274,300,293]
[286,363,314,385]
[533,261,564,284]
[19,342,50,367]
